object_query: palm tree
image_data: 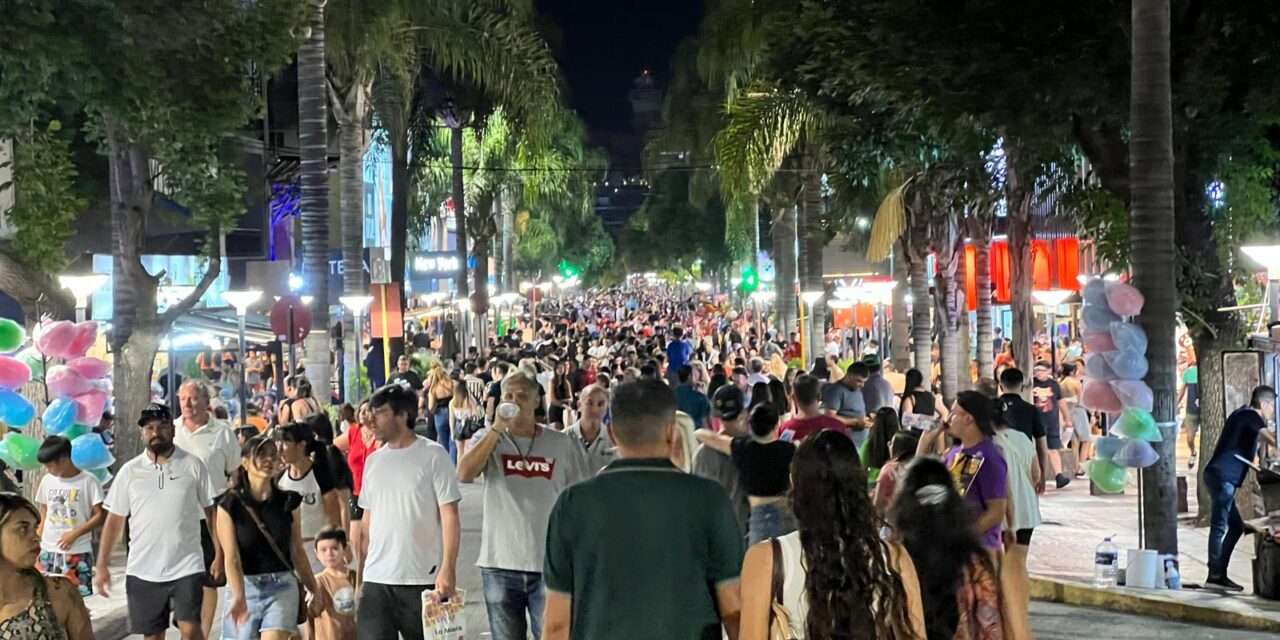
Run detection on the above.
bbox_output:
[869,180,931,372]
[298,0,331,400]
[1131,0,1179,555]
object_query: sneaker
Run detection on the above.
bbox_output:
[1055,473,1072,489]
[1205,575,1244,592]
[1187,455,1197,470]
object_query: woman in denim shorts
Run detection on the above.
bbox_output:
[216,435,326,640]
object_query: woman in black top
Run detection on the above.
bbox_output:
[216,435,325,640]
[695,405,797,544]
[899,368,948,428]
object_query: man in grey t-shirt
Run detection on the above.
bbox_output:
[692,386,749,536]
[822,362,870,447]
[457,371,589,640]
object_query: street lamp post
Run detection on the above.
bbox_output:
[1032,289,1073,375]
[340,295,374,402]
[222,290,262,426]
[799,290,824,368]
[58,274,110,322]
[1241,245,1280,324]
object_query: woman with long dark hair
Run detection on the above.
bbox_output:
[891,458,1004,640]
[738,430,925,640]
[549,359,576,429]
[217,436,326,639]
[0,493,92,639]
[768,376,790,419]
[900,369,947,426]
[861,407,902,486]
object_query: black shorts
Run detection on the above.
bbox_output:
[126,573,205,635]
[1045,426,1064,451]
[349,494,364,521]
[1016,528,1034,546]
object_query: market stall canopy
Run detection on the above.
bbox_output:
[171,307,275,346]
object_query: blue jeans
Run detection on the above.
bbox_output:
[481,568,544,640]
[434,407,456,463]
[1206,470,1245,578]
[747,502,797,546]
[221,571,298,640]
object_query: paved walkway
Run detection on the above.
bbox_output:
[1029,467,1280,629]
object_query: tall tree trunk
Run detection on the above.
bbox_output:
[801,168,825,365]
[974,234,994,380]
[890,244,911,372]
[1131,0,1178,555]
[1004,142,1035,379]
[449,123,469,313]
[298,0,331,402]
[908,257,931,373]
[501,188,514,293]
[773,205,797,343]
[934,218,964,405]
[334,80,368,403]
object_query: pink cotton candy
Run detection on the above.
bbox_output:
[1082,330,1116,353]
[46,366,94,398]
[0,356,32,390]
[64,322,98,359]
[1105,281,1145,316]
[34,321,77,359]
[67,356,110,380]
[73,390,108,424]
[1082,379,1124,413]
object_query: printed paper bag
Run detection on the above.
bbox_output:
[422,588,466,640]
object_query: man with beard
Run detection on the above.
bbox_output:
[95,403,215,640]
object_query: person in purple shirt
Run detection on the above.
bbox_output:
[665,327,693,386]
[942,391,1009,549]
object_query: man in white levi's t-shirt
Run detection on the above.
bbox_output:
[95,403,215,640]
[358,383,462,640]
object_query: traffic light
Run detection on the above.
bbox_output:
[740,264,759,293]
[558,259,581,279]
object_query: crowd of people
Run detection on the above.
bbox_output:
[1,284,1272,640]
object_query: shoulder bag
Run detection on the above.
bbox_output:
[769,538,798,640]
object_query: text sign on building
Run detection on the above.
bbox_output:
[412,252,461,279]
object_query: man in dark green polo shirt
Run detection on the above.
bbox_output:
[542,379,744,640]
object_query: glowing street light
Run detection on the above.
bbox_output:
[58,273,109,321]
[340,295,375,402]
[1033,288,1074,373]
[222,289,262,425]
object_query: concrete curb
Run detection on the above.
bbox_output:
[1029,576,1280,632]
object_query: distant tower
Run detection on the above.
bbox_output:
[628,69,662,134]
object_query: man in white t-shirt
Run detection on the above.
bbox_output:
[458,370,589,640]
[95,403,215,640]
[358,383,462,640]
[173,380,238,637]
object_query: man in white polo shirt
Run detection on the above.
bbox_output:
[358,383,462,640]
[95,403,215,640]
[174,380,238,637]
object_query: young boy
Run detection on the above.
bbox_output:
[35,435,106,597]
[312,526,356,640]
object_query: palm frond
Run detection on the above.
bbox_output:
[866,179,911,263]
[713,85,822,198]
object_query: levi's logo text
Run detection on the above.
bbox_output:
[502,454,555,479]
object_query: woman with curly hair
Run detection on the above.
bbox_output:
[738,430,925,640]
[892,458,1004,640]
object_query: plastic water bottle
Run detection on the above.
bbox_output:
[497,402,520,421]
[1094,536,1119,587]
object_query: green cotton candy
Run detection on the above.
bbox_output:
[1088,458,1128,494]
[1112,407,1162,442]
[61,424,90,441]
[2,432,42,470]
[0,319,25,352]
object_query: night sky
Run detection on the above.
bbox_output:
[537,0,705,135]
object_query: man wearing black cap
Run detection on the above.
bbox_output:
[692,386,750,536]
[95,403,216,640]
